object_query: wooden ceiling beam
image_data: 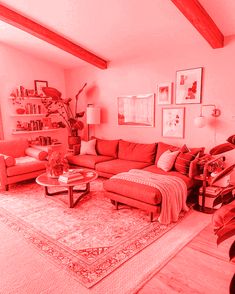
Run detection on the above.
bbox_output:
[171,0,224,48]
[0,4,108,69]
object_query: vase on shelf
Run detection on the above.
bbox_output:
[68,133,81,149]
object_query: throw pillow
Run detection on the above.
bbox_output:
[155,142,179,164]
[157,150,180,172]
[95,138,119,157]
[25,147,48,161]
[227,134,235,145]
[174,150,199,175]
[80,139,97,155]
[0,154,16,167]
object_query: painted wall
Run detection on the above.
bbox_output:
[0,43,67,147]
[65,36,235,152]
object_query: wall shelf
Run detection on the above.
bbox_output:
[12,128,61,135]
[10,114,46,117]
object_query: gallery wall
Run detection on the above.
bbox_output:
[65,36,235,152]
[0,43,67,146]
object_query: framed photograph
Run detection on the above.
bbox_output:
[157,82,172,105]
[162,107,185,138]
[118,93,155,127]
[34,80,48,97]
[175,67,202,104]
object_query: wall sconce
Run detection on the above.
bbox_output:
[194,104,221,128]
[86,104,101,140]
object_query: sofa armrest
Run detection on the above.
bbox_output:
[0,153,16,167]
[189,158,200,179]
[0,155,7,188]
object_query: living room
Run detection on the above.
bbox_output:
[0,1,235,294]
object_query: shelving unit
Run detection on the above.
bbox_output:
[12,128,60,135]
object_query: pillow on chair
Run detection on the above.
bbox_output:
[25,148,48,161]
[80,139,97,155]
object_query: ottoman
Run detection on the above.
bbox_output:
[103,177,162,221]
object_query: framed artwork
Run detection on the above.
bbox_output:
[162,107,185,138]
[118,93,155,127]
[34,80,48,97]
[175,67,202,104]
[157,82,172,105]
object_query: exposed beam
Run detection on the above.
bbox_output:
[171,0,224,48]
[0,4,108,69]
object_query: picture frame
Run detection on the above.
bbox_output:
[175,67,202,104]
[118,93,155,127]
[34,80,48,97]
[162,107,185,138]
[157,82,172,105]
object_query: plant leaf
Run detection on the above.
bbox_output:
[230,274,235,294]
[229,240,235,261]
[213,203,235,233]
[216,219,235,245]
[76,111,85,118]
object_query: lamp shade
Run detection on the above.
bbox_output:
[194,116,206,128]
[86,106,100,125]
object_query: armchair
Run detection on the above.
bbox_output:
[0,138,48,191]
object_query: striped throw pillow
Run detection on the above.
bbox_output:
[174,151,198,175]
[157,150,180,172]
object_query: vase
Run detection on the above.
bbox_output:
[68,135,81,149]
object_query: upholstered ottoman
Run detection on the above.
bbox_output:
[104,177,162,222]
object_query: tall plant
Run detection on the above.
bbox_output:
[213,201,235,293]
[41,83,87,136]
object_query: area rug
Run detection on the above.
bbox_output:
[0,179,210,292]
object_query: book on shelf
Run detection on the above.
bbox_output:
[199,186,222,196]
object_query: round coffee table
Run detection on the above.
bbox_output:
[36,169,98,208]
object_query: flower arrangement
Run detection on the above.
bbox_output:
[46,151,69,178]
[41,83,87,136]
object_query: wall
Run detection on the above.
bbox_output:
[0,43,67,147]
[65,36,235,152]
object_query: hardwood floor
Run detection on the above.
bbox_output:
[136,223,235,294]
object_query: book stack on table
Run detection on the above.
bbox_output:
[58,169,84,183]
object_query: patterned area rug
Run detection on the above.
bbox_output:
[0,179,191,288]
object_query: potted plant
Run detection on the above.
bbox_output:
[41,83,87,148]
[213,200,235,293]
[46,151,69,178]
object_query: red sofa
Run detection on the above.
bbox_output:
[67,138,203,221]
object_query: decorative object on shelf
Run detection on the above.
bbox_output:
[41,83,87,147]
[34,80,48,97]
[16,107,26,114]
[117,93,155,127]
[86,104,100,140]
[157,82,172,105]
[194,104,221,128]
[46,151,68,178]
[162,107,185,138]
[175,67,202,104]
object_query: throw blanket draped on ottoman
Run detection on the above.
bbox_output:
[111,169,189,224]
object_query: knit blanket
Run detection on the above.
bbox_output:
[112,169,189,224]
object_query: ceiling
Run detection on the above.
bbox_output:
[0,0,235,69]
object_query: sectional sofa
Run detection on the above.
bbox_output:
[67,138,204,222]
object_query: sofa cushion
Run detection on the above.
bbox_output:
[67,154,114,169]
[95,159,151,175]
[0,154,16,167]
[80,139,97,155]
[143,165,194,189]
[104,179,162,205]
[118,140,156,163]
[25,147,48,160]
[7,156,46,177]
[157,150,179,172]
[155,142,179,164]
[96,138,119,158]
[0,139,29,157]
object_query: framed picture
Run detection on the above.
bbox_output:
[34,80,48,97]
[175,67,202,104]
[118,93,155,127]
[157,82,172,105]
[162,107,185,138]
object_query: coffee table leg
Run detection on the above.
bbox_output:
[68,186,74,208]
